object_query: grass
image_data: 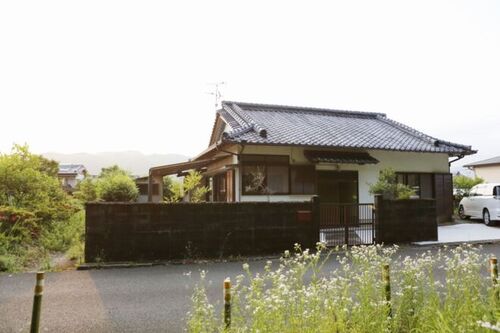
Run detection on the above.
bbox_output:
[187,243,500,333]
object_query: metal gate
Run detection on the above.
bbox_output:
[319,203,375,246]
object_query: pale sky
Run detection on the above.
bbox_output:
[1,0,499,168]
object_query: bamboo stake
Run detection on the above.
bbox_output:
[490,257,498,303]
[224,277,231,329]
[30,272,44,333]
[382,263,392,318]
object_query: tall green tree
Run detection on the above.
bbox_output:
[0,144,73,220]
[453,174,484,196]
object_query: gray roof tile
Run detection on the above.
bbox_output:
[218,101,475,156]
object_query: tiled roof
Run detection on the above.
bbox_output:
[58,164,86,175]
[218,101,475,156]
[464,156,500,167]
[304,150,379,165]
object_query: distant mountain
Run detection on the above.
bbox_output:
[42,151,189,176]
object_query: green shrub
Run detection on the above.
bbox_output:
[0,254,19,272]
[41,210,84,252]
[73,177,98,202]
[96,173,139,202]
[0,145,83,271]
[369,168,415,199]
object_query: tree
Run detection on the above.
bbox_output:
[453,174,484,196]
[163,176,175,200]
[163,171,210,203]
[0,144,74,221]
[73,165,138,203]
[96,170,138,202]
[369,168,415,199]
[99,165,129,178]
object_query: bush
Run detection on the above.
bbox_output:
[74,165,138,203]
[0,254,19,272]
[187,244,499,332]
[369,168,415,199]
[73,177,98,202]
[41,210,84,252]
[96,173,138,202]
[0,145,83,271]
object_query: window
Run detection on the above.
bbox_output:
[213,173,227,202]
[494,186,500,196]
[396,172,433,199]
[469,185,479,196]
[477,185,492,196]
[241,155,289,195]
[291,166,316,194]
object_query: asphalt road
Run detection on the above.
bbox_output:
[1,243,500,333]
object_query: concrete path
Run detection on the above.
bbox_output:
[414,221,500,246]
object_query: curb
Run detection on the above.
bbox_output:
[76,254,284,271]
[77,262,154,270]
[412,238,500,247]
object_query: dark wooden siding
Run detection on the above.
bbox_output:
[434,173,453,223]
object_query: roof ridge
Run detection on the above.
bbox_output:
[221,104,250,129]
[230,103,267,138]
[222,100,386,118]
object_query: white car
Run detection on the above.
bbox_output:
[458,183,500,226]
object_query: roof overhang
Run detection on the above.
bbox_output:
[149,158,220,177]
[304,150,379,165]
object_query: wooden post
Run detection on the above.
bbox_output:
[490,256,498,303]
[30,272,44,333]
[224,277,231,329]
[374,195,383,243]
[382,264,392,318]
[148,171,153,202]
[311,195,320,246]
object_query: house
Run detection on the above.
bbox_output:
[464,156,500,182]
[135,176,161,203]
[58,164,87,192]
[149,101,476,222]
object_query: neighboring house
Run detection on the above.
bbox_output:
[149,101,476,222]
[58,164,87,192]
[135,176,161,203]
[464,156,500,182]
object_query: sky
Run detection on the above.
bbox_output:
[0,0,499,169]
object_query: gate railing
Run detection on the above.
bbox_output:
[319,203,375,246]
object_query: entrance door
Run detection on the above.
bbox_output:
[317,171,358,204]
[318,171,374,246]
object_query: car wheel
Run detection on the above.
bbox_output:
[483,209,494,226]
[458,205,469,220]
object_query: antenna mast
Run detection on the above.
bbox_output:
[207,81,226,110]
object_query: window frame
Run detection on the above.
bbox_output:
[240,155,290,195]
[396,172,435,198]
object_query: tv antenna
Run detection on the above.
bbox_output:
[206,82,226,110]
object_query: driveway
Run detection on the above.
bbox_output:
[1,244,500,333]
[414,220,500,245]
